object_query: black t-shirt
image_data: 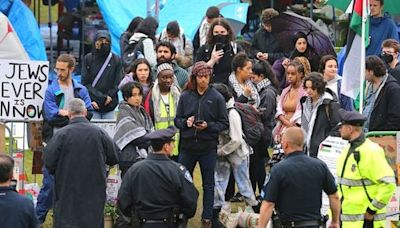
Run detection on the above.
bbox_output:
[262,151,337,222]
[388,63,400,86]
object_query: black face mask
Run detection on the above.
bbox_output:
[97,43,111,56]
[214,34,229,44]
[380,53,394,64]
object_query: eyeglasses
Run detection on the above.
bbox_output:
[54,68,68,73]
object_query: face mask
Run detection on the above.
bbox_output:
[214,34,229,44]
[380,53,394,64]
[98,43,111,55]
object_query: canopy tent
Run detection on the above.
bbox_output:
[97,0,244,56]
[0,12,29,60]
[0,0,47,61]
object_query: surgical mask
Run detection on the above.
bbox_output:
[380,53,394,64]
[214,34,229,44]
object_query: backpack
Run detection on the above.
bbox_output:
[228,102,264,147]
[122,36,146,70]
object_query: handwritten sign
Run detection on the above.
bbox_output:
[0,59,48,121]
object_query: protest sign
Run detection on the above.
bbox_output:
[0,59,48,121]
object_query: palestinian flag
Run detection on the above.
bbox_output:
[341,0,369,100]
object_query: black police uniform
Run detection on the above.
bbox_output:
[117,127,199,228]
[262,151,337,228]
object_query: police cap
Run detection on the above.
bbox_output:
[338,109,366,126]
[144,126,177,142]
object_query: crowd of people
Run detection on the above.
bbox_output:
[1,0,400,227]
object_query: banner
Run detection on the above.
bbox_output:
[0,59,49,121]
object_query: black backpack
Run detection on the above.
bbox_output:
[122,36,146,71]
[229,102,264,147]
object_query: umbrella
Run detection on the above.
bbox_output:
[218,2,249,35]
[327,0,400,16]
[270,11,336,57]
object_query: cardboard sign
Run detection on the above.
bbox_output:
[0,59,49,121]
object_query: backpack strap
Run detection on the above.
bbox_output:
[231,42,237,55]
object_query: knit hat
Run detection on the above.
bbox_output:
[191,61,213,77]
[156,63,174,76]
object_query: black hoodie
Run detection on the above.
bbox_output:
[81,31,122,113]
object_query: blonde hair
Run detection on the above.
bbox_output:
[294,56,311,77]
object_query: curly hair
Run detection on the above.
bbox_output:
[303,72,326,95]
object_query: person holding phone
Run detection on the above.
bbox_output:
[175,61,229,227]
[195,18,242,85]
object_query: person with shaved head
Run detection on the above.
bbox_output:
[258,127,340,228]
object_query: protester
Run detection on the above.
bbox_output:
[228,53,260,107]
[250,60,278,195]
[195,18,242,85]
[273,32,320,88]
[212,83,258,225]
[0,153,38,228]
[38,54,93,224]
[158,20,194,69]
[44,98,119,228]
[120,16,144,64]
[273,60,306,142]
[174,61,229,227]
[337,109,396,228]
[319,55,354,111]
[362,55,400,131]
[258,127,340,228]
[251,8,285,65]
[153,41,189,89]
[293,56,311,77]
[367,0,399,56]
[381,39,400,84]
[144,63,181,161]
[301,73,341,157]
[118,127,199,228]
[114,82,154,177]
[82,30,122,119]
[125,16,158,68]
[119,58,153,99]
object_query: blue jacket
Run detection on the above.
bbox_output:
[175,86,229,153]
[0,186,38,228]
[43,79,93,140]
[367,14,399,56]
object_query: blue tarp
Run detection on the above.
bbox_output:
[97,0,242,56]
[0,0,47,61]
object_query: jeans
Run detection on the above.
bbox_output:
[92,110,115,120]
[178,150,217,220]
[35,167,54,223]
[214,156,257,208]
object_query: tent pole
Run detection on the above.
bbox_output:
[48,0,53,69]
[332,6,336,47]
[310,0,313,18]
[147,0,151,17]
[271,0,274,9]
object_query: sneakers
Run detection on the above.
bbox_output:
[229,193,243,202]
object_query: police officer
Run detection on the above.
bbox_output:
[258,127,340,228]
[337,109,396,228]
[117,126,199,227]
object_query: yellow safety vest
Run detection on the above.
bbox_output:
[154,93,179,156]
[336,138,396,228]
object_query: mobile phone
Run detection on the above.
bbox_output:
[194,120,205,126]
[215,43,224,51]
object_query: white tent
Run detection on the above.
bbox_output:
[0,12,29,60]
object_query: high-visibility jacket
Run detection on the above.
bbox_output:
[154,93,179,156]
[336,138,396,228]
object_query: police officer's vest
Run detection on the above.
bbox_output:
[155,93,179,156]
[336,138,396,228]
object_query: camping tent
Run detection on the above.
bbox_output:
[0,12,29,60]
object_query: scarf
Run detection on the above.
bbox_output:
[114,101,154,157]
[151,81,181,122]
[256,78,271,92]
[228,72,260,107]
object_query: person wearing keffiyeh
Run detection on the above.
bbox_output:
[300,73,340,157]
[228,53,260,108]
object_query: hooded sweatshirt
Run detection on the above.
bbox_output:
[367,13,399,56]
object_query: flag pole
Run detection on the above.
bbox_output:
[359,0,368,113]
